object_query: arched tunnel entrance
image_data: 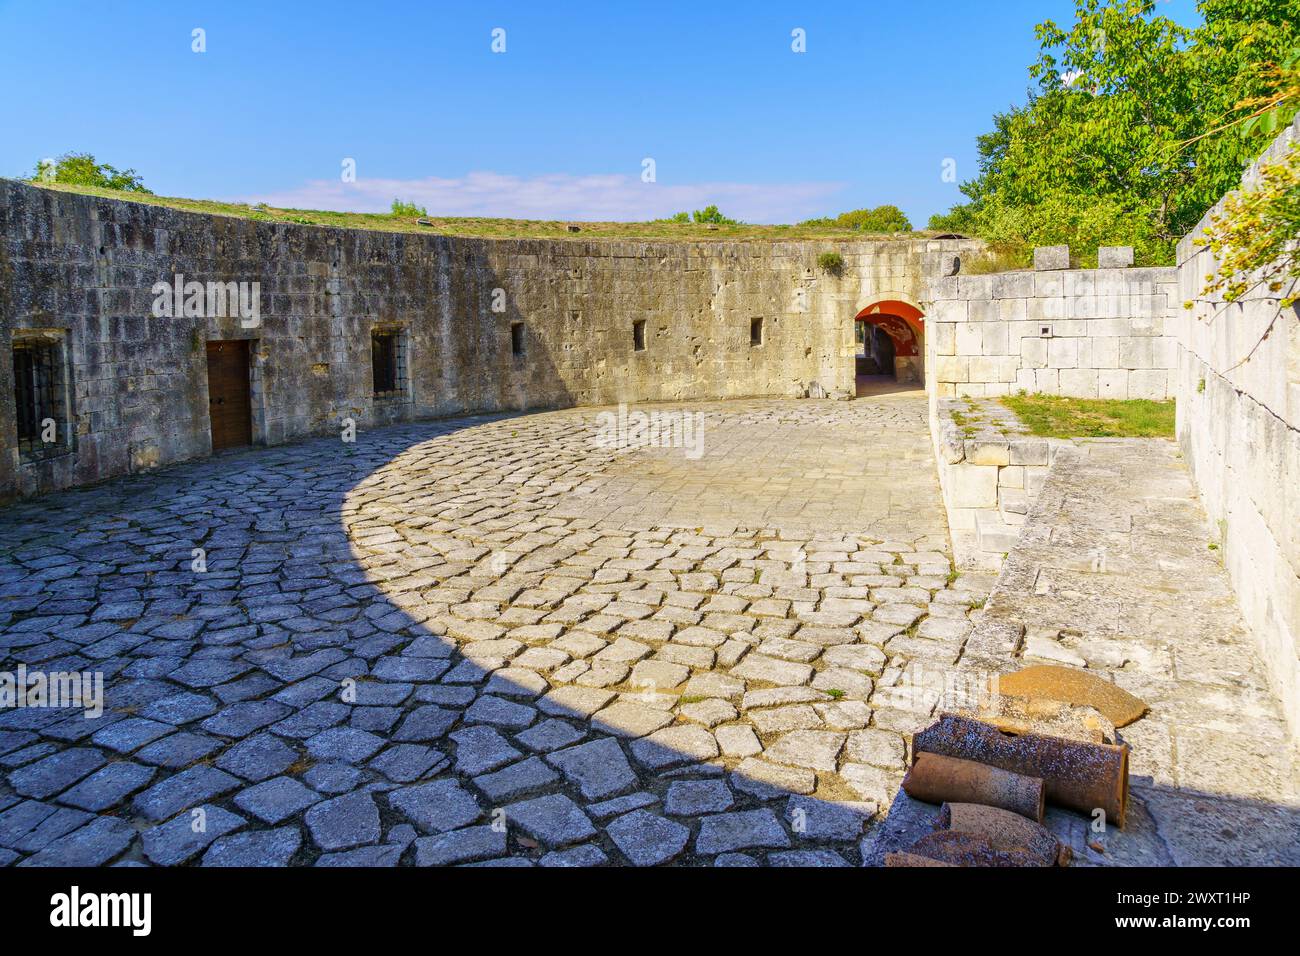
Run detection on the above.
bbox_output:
[854,299,925,395]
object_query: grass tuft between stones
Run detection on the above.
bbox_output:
[1001,393,1175,439]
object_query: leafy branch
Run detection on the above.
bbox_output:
[1196,143,1299,307]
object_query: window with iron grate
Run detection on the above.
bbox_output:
[372,329,408,400]
[12,333,72,461]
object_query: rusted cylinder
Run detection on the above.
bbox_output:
[904,830,1046,867]
[938,801,1072,866]
[885,851,957,867]
[902,751,1045,822]
[914,713,1130,827]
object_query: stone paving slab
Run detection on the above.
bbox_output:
[2,396,1290,866]
[553,397,949,542]
[0,393,988,866]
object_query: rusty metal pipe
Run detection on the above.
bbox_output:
[884,851,957,867]
[902,830,1048,867]
[902,751,1045,822]
[938,801,1072,866]
[914,713,1130,827]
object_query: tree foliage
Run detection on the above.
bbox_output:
[802,204,912,232]
[930,0,1300,266]
[390,198,428,217]
[1197,143,1299,307]
[660,206,739,224]
[1193,51,1300,309]
[31,152,151,193]
[834,204,912,232]
[690,204,738,224]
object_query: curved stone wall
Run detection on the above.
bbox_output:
[0,180,977,499]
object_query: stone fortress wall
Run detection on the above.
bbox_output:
[922,252,1183,572]
[922,116,1299,739]
[923,248,1179,403]
[0,178,977,500]
[1172,113,1300,736]
[1,120,1296,740]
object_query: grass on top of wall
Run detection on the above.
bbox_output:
[1001,393,1176,439]
[25,181,943,243]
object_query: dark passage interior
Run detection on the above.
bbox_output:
[855,321,896,377]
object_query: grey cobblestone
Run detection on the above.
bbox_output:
[0,395,1007,866]
[413,825,506,866]
[201,826,302,867]
[304,792,381,851]
[142,804,246,866]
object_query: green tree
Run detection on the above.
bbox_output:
[801,205,913,231]
[833,204,912,232]
[931,0,1299,265]
[691,205,738,224]
[1197,143,1299,308]
[1189,53,1300,365]
[390,198,428,217]
[31,152,151,193]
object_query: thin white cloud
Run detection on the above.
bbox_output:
[234,171,846,224]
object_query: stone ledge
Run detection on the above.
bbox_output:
[931,397,1063,570]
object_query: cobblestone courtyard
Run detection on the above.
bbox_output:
[0,391,1295,866]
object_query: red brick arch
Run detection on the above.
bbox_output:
[855,300,924,357]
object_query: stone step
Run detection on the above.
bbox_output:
[999,487,1029,515]
[974,509,1022,554]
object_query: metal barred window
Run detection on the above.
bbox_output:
[12,338,70,459]
[371,329,408,400]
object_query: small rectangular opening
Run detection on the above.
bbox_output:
[511,322,526,358]
[372,329,407,399]
[750,317,764,347]
[633,319,646,352]
[12,334,71,461]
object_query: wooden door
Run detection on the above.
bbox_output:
[206,340,252,450]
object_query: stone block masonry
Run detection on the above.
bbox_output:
[1173,113,1300,740]
[922,116,1300,745]
[931,397,1058,570]
[0,179,978,500]
[924,254,1178,402]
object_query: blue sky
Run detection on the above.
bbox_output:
[0,0,1202,225]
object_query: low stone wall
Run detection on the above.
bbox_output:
[931,397,1059,569]
[0,179,977,499]
[927,117,1300,742]
[924,255,1178,402]
[1173,114,1300,740]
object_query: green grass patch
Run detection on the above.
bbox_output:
[962,246,1034,274]
[816,251,845,274]
[1001,394,1175,439]
[949,406,984,439]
